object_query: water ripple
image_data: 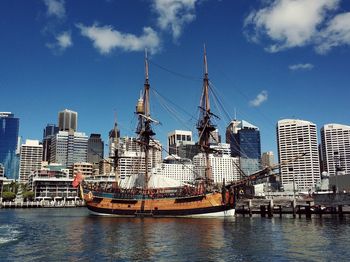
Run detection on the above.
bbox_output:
[0,224,21,245]
[1,209,350,261]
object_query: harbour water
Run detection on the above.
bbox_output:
[1,208,350,261]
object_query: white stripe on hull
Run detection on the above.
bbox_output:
[181,209,235,218]
[88,208,235,218]
[88,210,135,217]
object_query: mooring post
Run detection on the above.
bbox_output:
[260,205,266,217]
[338,205,343,218]
[279,205,282,218]
[248,200,252,217]
[292,200,296,218]
[305,202,311,218]
[268,199,273,218]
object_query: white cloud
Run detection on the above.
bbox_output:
[77,24,160,54]
[46,31,72,53]
[244,0,340,52]
[43,0,66,19]
[289,63,314,71]
[250,90,268,107]
[56,31,72,49]
[152,0,197,40]
[316,12,350,54]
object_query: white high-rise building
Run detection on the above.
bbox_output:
[210,143,231,156]
[117,137,162,180]
[167,130,193,156]
[277,119,320,191]
[19,140,43,183]
[153,156,195,183]
[50,131,88,168]
[0,163,4,177]
[193,153,240,184]
[321,124,350,176]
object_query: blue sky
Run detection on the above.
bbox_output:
[1,0,350,159]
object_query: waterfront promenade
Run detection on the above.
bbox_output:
[0,200,85,208]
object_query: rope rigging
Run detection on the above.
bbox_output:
[148,57,259,164]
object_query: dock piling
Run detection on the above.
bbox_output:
[248,200,252,217]
[292,200,296,218]
[338,205,343,218]
[260,205,266,217]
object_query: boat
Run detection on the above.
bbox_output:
[80,48,236,217]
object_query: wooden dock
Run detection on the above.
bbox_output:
[235,197,350,218]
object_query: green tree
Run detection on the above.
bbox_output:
[22,191,35,201]
[20,183,29,192]
[2,191,16,201]
[4,181,19,194]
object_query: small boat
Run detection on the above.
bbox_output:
[81,48,236,217]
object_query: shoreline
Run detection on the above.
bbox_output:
[0,200,85,208]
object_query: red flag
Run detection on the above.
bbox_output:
[72,172,83,188]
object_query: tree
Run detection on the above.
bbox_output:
[22,191,35,201]
[2,191,16,201]
[4,181,19,194]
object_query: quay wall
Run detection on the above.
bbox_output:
[0,200,85,208]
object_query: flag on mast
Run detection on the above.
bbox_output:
[72,170,84,188]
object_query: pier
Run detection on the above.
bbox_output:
[236,196,350,218]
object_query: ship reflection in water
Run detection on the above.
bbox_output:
[1,208,350,261]
[78,216,230,261]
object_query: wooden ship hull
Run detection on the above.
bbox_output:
[83,190,235,217]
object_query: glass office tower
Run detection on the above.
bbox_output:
[0,112,19,179]
[42,124,59,162]
[226,119,261,175]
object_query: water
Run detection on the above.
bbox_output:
[0,208,349,261]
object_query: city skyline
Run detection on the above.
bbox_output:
[1,0,350,157]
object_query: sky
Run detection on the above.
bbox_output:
[1,0,350,159]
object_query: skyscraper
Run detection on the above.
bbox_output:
[117,136,162,180]
[19,140,43,183]
[0,112,19,179]
[277,119,320,190]
[87,133,104,165]
[50,130,88,169]
[58,109,77,132]
[262,151,274,168]
[0,163,4,177]
[167,130,193,156]
[193,153,240,184]
[109,120,120,158]
[226,119,261,175]
[42,124,59,162]
[321,124,350,176]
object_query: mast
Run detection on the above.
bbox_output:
[136,49,155,189]
[109,113,120,187]
[197,46,217,188]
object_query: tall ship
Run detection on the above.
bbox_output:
[80,49,254,217]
